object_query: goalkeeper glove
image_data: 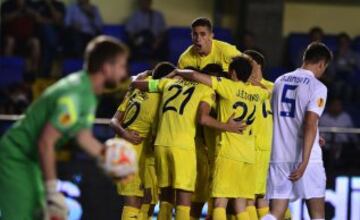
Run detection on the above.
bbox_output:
[44,180,68,220]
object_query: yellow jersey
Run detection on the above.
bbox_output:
[203,101,218,163]
[178,40,241,71]
[210,76,268,163]
[117,88,160,139]
[154,78,215,149]
[254,79,274,151]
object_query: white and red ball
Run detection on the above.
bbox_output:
[103,138,137,178]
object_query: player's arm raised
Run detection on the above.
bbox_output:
[175,69,213,87]
[131,70,152,81]
[249,78,272,93]
[198,102,247,134]
[130,80,150,92]
[131,78,168,93]
[289,111,319,181]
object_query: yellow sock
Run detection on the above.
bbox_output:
[213,207,226,220]
[236,211,251,220]
[246,206,258,220]
[121,206,140,220]
[284,208,292,220]
[158,202,173,220]
[175,205,190,220]
[140,204,150,220]
[257,207,269,218]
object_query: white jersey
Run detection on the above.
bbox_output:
[271,68,327,163]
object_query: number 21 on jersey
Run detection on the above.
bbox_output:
[162,84,195,115]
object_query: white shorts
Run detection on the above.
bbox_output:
[266,162,326,201]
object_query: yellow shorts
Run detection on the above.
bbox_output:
[211,157,256,199]
[117,142,146,197]
[193,144,210,203]
[144,158,159,204]
[255,150,271,195]
[155,145,196,191]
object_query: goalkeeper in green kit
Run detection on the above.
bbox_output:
[0,36,129,220]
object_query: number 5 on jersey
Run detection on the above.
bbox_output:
[280,84,298,118]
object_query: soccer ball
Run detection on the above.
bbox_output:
[102,138,138,178]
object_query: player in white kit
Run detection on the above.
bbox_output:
[262,42,333,220]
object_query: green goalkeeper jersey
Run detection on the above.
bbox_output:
[0,71,97,161]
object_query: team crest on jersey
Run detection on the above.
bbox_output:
[216,77,222,82]
[317,98,325,107]
[59,113,72,126]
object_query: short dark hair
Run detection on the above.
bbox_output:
[84,35,128,74]
[229,56,253,82]
[191,17,212,32]
[152,61,176,79]
[244,50,265,68]
[202,63,225,77]
[303,42,333,64]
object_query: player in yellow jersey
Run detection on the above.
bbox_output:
[175,63,213,217]
[243,50,274,220]
[178,18,240,218]
[244,50,293,220]
[175,55,270,220]
[191,64,229,220]
[178,17,241,72]
[131,70,246,220]
[110,62,176,220]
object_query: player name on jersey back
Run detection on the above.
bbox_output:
[271,68,327,163]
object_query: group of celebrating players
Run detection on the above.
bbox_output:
[111,17,332,220]
[0,17,332,220]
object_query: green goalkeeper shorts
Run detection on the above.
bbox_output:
[0,137,45,220]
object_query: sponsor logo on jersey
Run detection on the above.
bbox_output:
[317,98,324,107]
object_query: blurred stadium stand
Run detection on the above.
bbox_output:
[63,58,84,76]
[265,66,289,82]
[286,33,338,67]
[0,56,25,87]
[129,60,152,75]
[167,27,193,63]
[102,25,128,43]
[1,25,359,78]
[2,28,360,88]
[213,27,235,44]
[353,36,360,52]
